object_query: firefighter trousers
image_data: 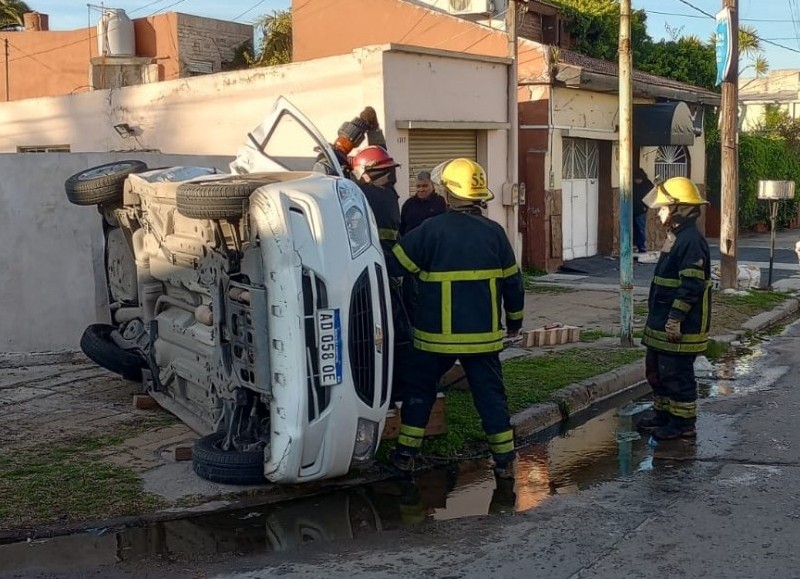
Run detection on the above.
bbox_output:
[645,348,698,420]
[397,349,514,461]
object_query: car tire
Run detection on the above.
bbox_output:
[65,160,148,206]
[176,178,268,220]
[80,323,146,381]
[192,431,266,485]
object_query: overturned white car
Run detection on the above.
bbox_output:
[66,99,394,484]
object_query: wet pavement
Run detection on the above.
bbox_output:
[1,325,797,577]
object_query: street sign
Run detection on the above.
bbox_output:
[715,8,733,86]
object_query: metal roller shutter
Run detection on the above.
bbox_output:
[407,130,478,196]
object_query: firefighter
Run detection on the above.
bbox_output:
[313,106,386,176]
[635,176,711,441]
[350,145,402,251]
[385,158,525,478]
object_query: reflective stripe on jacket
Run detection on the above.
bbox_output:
[359,183,401,245]
[389,211,524,355]
[642,220,712,354]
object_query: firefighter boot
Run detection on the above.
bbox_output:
[634,409,670,432]
[387,445,417,478]
[493,452,517,480]
[653,416,697,441]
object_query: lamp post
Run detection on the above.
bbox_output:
[757,180,795,289]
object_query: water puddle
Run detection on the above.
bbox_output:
[7,324,797,573]
[698,341,790,399]
[0,389,688,573]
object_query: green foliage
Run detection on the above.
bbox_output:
[638,36,716,90]
[248,9,292,67]
[707,131,800,228]
[549,0,651,61]
[0,0,31,30]
[421,348,645,456]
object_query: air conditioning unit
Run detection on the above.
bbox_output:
[447,0,505,16]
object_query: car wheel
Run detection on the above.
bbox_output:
[192,431,266,485]
[176,178,269,220]
[80,323,146,381]
[65,160,148,206]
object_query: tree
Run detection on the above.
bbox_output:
[249,9,292,67]
[0,0,31,30]
[549,0,651,62]
[639,35,716,90]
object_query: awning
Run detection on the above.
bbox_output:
[633,102,696,146]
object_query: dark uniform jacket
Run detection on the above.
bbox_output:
[399,193,447,234]
[359,183,401,248]
[388,210,524,355]
[642,219,712,354]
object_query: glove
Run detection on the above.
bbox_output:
[665,318,682,343]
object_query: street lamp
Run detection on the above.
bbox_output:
[757,180,796,289]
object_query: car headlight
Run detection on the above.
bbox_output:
[337,180,372,259]
[352,418,380,463]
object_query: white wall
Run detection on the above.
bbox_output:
[0,153,230,353]
[381,49,511,225]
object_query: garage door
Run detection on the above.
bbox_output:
[408,130,478,196]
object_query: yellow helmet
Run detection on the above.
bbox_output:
[643,176,708,208]
[431,158,494,202]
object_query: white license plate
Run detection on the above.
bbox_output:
[316,309,342,386]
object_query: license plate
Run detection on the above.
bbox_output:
[316,309,342,386]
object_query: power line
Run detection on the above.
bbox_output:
[234,0,269,21]
[673,0,715,19]
[148,0,188,16]
[648,9,792,22]
[670,0,800,54]
[128,0,174,15]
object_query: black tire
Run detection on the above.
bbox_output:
[193,431,266,485]
[176,178,268,220]
[65,160,148,206]
[80,323,146,381]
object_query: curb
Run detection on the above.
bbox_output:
[510,297,800,442]
[511,359,645,439]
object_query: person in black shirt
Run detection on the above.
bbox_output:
[633,168,654,253]
[399,171,447,235]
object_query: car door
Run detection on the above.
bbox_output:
[230,96,344,178]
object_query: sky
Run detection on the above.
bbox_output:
[32,0,800,74]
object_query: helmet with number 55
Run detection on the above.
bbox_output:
[431,158,494,203]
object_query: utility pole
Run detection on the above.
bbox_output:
[618,0,634,347]
[720,0,739,289]
[505,0,520,258]
[4,39,9,102]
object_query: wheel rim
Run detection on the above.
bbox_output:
[78,162,137,181]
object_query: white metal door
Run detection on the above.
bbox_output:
[561,138,599,260]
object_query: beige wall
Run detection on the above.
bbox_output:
[545,88,706,191]
[0,45,512,224]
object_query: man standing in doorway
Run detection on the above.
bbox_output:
[633,168,654,254]
[636,177,711,440]
[399,171,447,235]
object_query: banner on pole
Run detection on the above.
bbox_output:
[715,8,733,86]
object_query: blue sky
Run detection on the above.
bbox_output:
[37,0,799,73]
[635,0,799,74]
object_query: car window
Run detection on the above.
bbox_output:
[260,111,324,172]
[233,97,343,177]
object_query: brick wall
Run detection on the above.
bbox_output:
[176,14,253,75]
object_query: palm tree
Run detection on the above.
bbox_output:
[0,0,32,31]
[250,9,292,67]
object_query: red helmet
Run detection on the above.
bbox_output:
[350,146,399,181]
